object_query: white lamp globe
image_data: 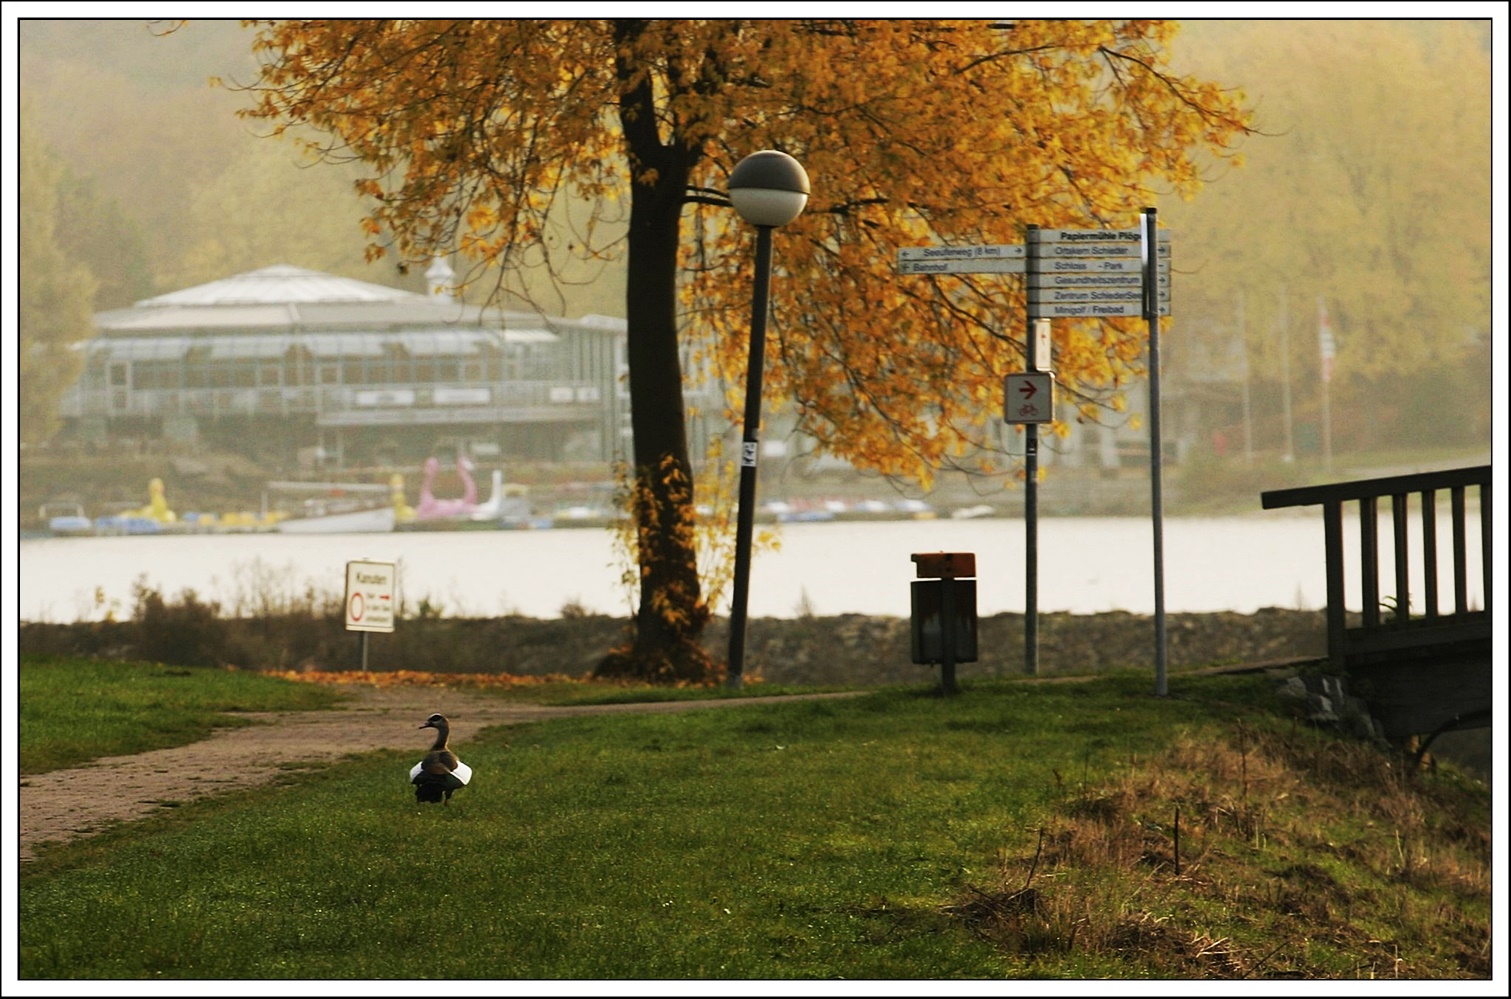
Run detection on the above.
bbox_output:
[728,150,809,227]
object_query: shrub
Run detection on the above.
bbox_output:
[131,580,227,668]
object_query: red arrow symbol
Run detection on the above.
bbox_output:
[1019,380,1039,399]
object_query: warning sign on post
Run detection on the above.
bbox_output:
[345,560,396,633]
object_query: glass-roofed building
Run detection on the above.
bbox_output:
[60,264,653,468]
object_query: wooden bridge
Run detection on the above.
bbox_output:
[1261,465,1492,742]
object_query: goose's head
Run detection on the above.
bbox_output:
[419,712,449,731]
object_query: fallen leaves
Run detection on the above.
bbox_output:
[269,669,585,688]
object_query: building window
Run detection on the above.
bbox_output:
[132,363,182,390]
[285,346,314,386]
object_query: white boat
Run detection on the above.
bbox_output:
[468,469,507,521]
[278,505,396,534]
[40,502,94,536]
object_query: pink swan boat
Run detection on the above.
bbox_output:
[415,455,479,520]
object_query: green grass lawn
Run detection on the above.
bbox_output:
[18,655,344,774]
[17,664,1491,980]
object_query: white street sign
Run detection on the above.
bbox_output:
[1043,257,1169,274]
[1029,287,1170,305]
[1029,272,1145,288]
[1004,371,1055,423]
[898,256,1026,275]
[898,244,1025,260]
[1038,241,1171,259]
[345,559,397,633]
[1035,228,1171,243]
[1031,301,1171,318]
[898,228,1174,320]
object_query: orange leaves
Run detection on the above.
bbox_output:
[268,668,584,688]
[684,20,1249,483]
[239,17,1250,491]
[239,19,620,288]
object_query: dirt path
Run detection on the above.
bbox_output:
[18,686,867,863]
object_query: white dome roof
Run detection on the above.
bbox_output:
[137,265,424,307]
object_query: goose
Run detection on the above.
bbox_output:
[410,713,472,805]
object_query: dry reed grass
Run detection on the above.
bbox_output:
[950,719,1491,978]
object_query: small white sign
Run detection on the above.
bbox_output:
[1035,228,1171,243]
[897,244,1026,260]
[1004,372,1055,424]
[1029,272,1144,288]
[898,257,1026,275]
[354,389,417,407]
[1039,241,1171,260]
[1043,257,1169,274]
[1031,302,1171,319]
[1031,319,1052,372]
[1029,287,1170,305]
[433,387,490,405]
[345,560,397,634]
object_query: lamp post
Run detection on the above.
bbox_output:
[725,149,810,690]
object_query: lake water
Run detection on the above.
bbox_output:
[15,511,1486,624]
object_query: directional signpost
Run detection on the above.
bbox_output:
[1028,229,1170,319]
[898,219,1174,683]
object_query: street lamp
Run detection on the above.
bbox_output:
[725,149,809,690]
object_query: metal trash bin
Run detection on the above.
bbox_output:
[910,552,978,694]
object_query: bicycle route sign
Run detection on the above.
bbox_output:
[1004,371,1055,424]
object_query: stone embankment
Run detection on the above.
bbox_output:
[20,608,1329,686]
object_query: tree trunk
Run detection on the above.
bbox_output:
[595,22,716,684]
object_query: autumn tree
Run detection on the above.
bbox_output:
[18,99,98,445]
[236,19,1251,682]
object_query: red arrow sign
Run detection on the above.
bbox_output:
[1004,372,1055,424]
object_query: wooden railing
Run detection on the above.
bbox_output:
[1261,466,1491,738]
[1261,465,1491,667]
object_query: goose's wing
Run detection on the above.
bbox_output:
[410,753,470,789]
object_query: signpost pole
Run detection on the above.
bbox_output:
[344,559,396,678]
[1318,295,1335,474]
[1143,208,1169,697]
[1024,225,1040,677]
